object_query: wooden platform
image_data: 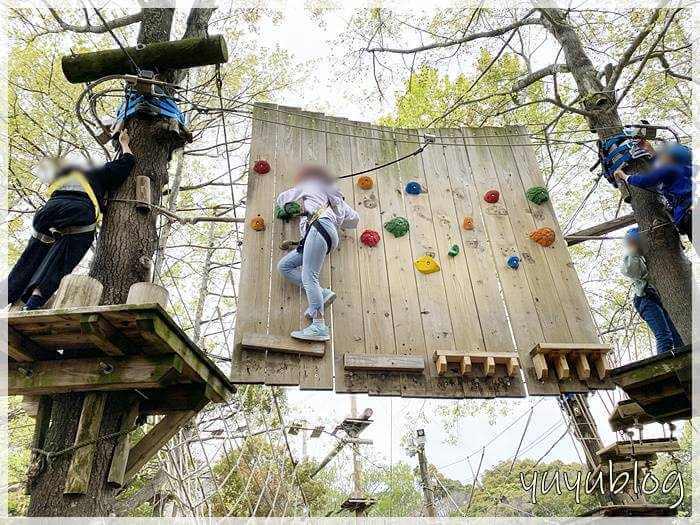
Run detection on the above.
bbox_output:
[2,303,234,407]
[580,504,677,517]
[596,438,680,460]
[610,345,691,424]
[609,400,657,431]
[530,343,611,381]
[232,104,614,398]
[340,497,376,513]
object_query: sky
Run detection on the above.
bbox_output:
[243,5,674,486]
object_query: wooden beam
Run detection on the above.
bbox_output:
[5,327,55,362]
[459,356,471,376]
[574,353,591,379]
[9,354,184,396]
[139,384,210,415]
[531,353,548,380]
[530,342,611,356]
[25,396,52,495]
[436,355,447,375]
[108,400,141,487]
[124,404,206,481]
[554,355,570,380]
[343,354,425,373]
[241,332,326,357]
[80,314,130,356]
[62,35,229,84]
[64,392,107,494]
[565,214,635,246]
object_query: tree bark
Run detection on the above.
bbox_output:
[540,8,692,342]
[27,10,185,516]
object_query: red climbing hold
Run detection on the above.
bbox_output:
[484,189,500,203]
[360,229,381,247]
[253,159,271,174]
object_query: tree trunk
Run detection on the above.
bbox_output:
[27,11,182,516]
[540,8,692,341]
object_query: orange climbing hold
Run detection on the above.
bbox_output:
[529,227,555,247]
[462,216,474,230]
[357,176,374,190]
[250,215,266,231]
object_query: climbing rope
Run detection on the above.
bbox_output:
[336,136,434,180]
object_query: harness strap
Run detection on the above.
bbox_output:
[53,223,98,235]
[47,171,101,220]
[297,207,333,256]
[32,230,55,244]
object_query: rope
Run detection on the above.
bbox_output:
[30,425,139,463]
[336,140,432,179]
[87,1,141,75]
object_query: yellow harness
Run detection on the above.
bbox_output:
[47,171,101,221]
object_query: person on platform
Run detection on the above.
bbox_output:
[276,165,359,341]
[621,227,683,354]
[616,142,693,243]
[3,130,135,310]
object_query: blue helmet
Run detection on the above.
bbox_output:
[625,227,640,243]
[662,143,691,165]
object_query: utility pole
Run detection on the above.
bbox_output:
[415,429,436,518]
[349,396,365,517]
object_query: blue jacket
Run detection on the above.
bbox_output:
[628,163,692,224]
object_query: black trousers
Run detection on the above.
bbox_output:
[5,195,96,305]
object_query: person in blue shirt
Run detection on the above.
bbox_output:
[616,143,693,242]
[621,227,683,354]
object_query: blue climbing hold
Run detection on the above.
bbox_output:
[507,255,521,269]
[405,181,422,195]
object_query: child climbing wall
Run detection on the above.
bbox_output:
[275,164,359,341]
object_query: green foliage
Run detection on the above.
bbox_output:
[647,423,692,515]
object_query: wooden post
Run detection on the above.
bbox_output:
[61,35,229,84]
[52,275,104,309]
[107,400,140,487]
[25,396,52,495]
[127,282,169,309]
[64,392,107,494]
[135,176,152,213]
[416,432,436,517]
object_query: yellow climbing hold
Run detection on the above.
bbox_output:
[414,254,440,274]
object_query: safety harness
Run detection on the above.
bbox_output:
[296,205,332,255]
[37,171,101,243]
[597,132,654,186]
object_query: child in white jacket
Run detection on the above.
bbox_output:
[276,165,359,341]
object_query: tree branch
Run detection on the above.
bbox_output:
[366,11,542,54]
[606,7,663,89]
[511,63,570,92]
[48,8,142,33]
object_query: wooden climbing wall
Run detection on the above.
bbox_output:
[231,103,613,398]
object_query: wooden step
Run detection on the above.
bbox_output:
[242,333,326,357]
[434,351,520,377]
[343,354,425,373]
[530,342,611,381]
[596,437,680,459]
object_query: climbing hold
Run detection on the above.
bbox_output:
[529,227,556,247]
[253,159,271,175]
[484,189,500,203]
[360,229,381,247]
[462,216,474,230]
[384,217,410,238]
[414,254,440,274]
[448,244,460,257]
[357,176,374,190]
[275,201,303,221]
[405,181,422,195]
[250,215,266,231]
[526,186,549,205]
[506,255,520,269]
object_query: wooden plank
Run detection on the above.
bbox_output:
[553,355,570,380]
[531,342,611,355]
[266,105,303,386]
[124,406,205,481]
[80,314,129,356]
[574,353,591,379]
[462,127,561,396]
[9,354,184,396]
[5,326,56,362]
[399,129,464,399]
[242,332,326,357]
[566,214,636,246]
[297,110,333,390]
[441,128,523,398]
[327,117,367,394]
[107,400,140,487]
[25,396,52,495]
[487,127,586,394]
[505,126,613,390]
[139,384,210,414]
[64,392,107,494]
[349,122,397,394]
[344,354,425,373]
[231,103,277,385]
[596,438,680,458]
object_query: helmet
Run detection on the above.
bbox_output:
[662,143,691,165]
[625,227,640,243]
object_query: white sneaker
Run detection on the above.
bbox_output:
[305,289,337,319]
[291,322,331,342]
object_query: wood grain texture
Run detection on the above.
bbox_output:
[242,333,326,357]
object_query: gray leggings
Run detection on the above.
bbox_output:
[277,218,339,318]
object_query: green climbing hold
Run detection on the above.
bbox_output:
[526,186,549,205]
[448,244,460,257]
[275,201,303,221]
[384,216,410,238]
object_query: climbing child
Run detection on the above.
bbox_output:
[276,165,359,341]
[3,130,135,310]
[621,227,683,354]
[616,142,693,243]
